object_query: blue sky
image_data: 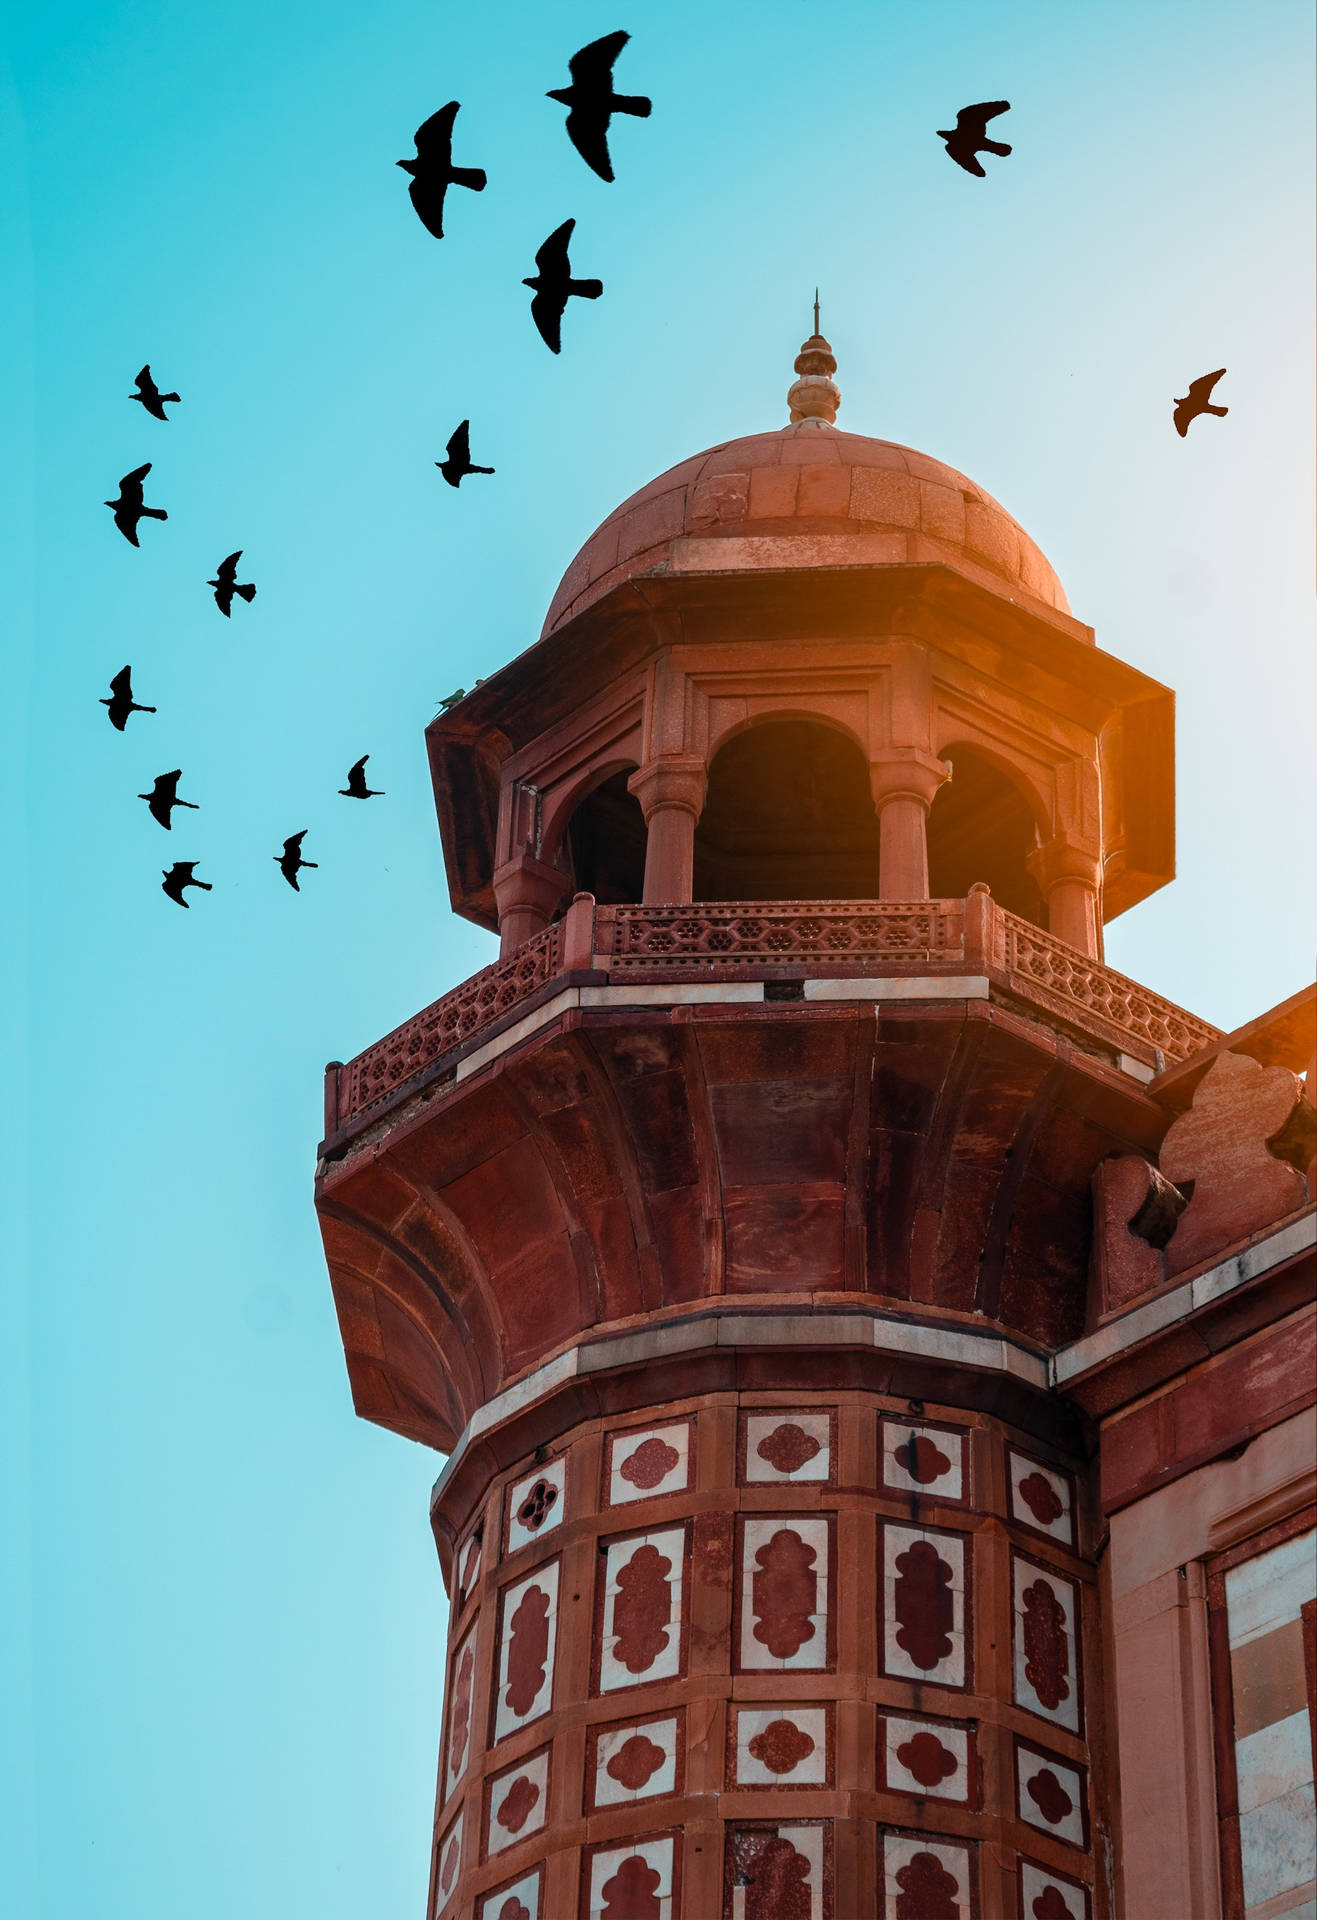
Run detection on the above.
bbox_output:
[3,1,1312,1915]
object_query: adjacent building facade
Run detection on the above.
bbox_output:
[314,334,1316,1919]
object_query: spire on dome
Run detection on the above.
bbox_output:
[787,290,841,428]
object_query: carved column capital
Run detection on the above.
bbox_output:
[1026,834,1103,895]
[627,753,708,824]
[868,748,951,812]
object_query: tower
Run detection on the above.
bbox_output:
[314,329,1316,1919]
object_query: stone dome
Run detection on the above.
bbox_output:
[543,425,1069,636]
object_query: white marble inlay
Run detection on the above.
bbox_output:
[880,1418,965,1501]
[608,1422,691,1506]
[1227,1532,1317,1651]
[599,1527,686,1693]
[1013,1553,1081,1733]
[880,1833,971,1918]
[435,1812,463,1913]
[1018,1860,1090,1920]
[593,1714,680,1807]
[883,1714,970,1801]
[881,1524,967,1688]
[1008,1449,1075,1547]
[457,1529,482,1606]
[1240,1784,1317,1910]
[1237,1710,1316,1816]
[586,1836,675,1919]
[492,1560,559,1742]
[443,1619,479,1798]
[1017,1741,1086,1847]
[505,1456,566,1554]
[745,1411,832,1483]
[740,1516,831,1672]
[486,1745,550,1857]
[479,1869,541,1920]
[734,1707,829,1786]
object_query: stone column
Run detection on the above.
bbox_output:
[869,750,949,900]
[1027,837,1103,958]
[629,755,708,906]
[492,854,571,957]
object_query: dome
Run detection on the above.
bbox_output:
[542,327,1068,636]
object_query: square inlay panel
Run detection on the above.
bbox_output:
[730,1705,832,1787]
[725,1821,830,1919]
[737,1515,833,1672]
[1016,1856,1092,1920]
[879,1711,976,1806]
[478,1865,544,1920]
[604,1420,693,1507]
[877,1830,976,1919]
[587,1710,683,1810]
[741,1409,835,1484]
[880,1415,968,1504]
[1007,1448,1076,1549]
[505,1456,566,1555]
[1015,1737,1089,1851]
[484,1742,551,1859]
[583,1833,679,1919]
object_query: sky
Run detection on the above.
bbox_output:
[3,1,1313,1915]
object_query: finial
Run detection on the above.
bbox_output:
[787,296,840,429]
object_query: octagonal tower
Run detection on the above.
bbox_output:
[315,328,1316,1920]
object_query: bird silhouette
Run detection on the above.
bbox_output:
[339,755,384,799]
[161,861,211,908]
[547,30,652,183]
[208,550,256,616]
[275,830,318,891]
[105,464,168,546]
[130,365,180,421]
[100,665,156,731]
[138,769,198,830]
[523,219,603,353]
[937,101,1012,177]
[437,420,495,488]
[1173,369,1228,437]
[397,102,486,239]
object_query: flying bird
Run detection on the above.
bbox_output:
[523,219,603,354]
[105,464,167,546]
[129,365,180,421]
[397,102,487,239]
[437,420,495,488]
[339,755,384,799]
[100,666,156,731]
[275,830,318,891]
[1173,369,1228,437]
[138,769,198,830]
[208,550,256,616]
[161,861,211,908]
[937,101,1012,177]
[547,30,652,183]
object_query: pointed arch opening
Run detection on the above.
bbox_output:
[554,767,647,906]
[927,744,1047,925]
[693,718,880,902]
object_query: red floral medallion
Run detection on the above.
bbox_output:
[752,1529,818,1660]
[895,1433,951,1484]
[448,1642,473,1780]
[613,1544,673,1673]
[495,1900,530,1920]
[494,1772,540,1835]
[1022,1579,1071,1710]
[893,1539,955,1670]
[619,1436,679,1490]
[606,1732,666,1791]
[756,1422,822,1476]
[896,1728,958,1788]
[894,1850,958,1919]
[505,1585,550,1717]
[1018,1472,1064,1528]
[600,1853,662,1919]
[1026,1766,1074,1826]
[748,1717,816,1774]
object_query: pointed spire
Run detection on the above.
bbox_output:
[787,294,840,428]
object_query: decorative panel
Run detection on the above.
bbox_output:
[879,1711,976,1806]
[1012,1553,1081,1734]
[484,1742,551,1859]
[1014,1738,1089,1850]
[880,1416,968,1505]
[583,1832,679,1919]
[434,1812,464,1915]
[1016,1856,1091,1920]
[456,1527,484,1610]
[877,1830,976,1918]
[441,1619,478,1803]
[741,1410,835,1485]
[880,1522,970,1689]
[478,1865,545,1920]
[724,1821,830,1919]
[737,1516,833,1672]
[492,1559,559,1744]
[587,1710,683,1810]
[730,1705,832,1788]
[1007,1449,1076,1549]
[596,1526,688,1694]
[605,1421,693,1508]
[505,1457,567,1555]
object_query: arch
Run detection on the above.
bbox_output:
[926,742,1047,925]
[693,716,880,902]
[544,761,647,907]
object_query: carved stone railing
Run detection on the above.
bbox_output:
[595,899,965,971]
[325,895,1221,1135]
